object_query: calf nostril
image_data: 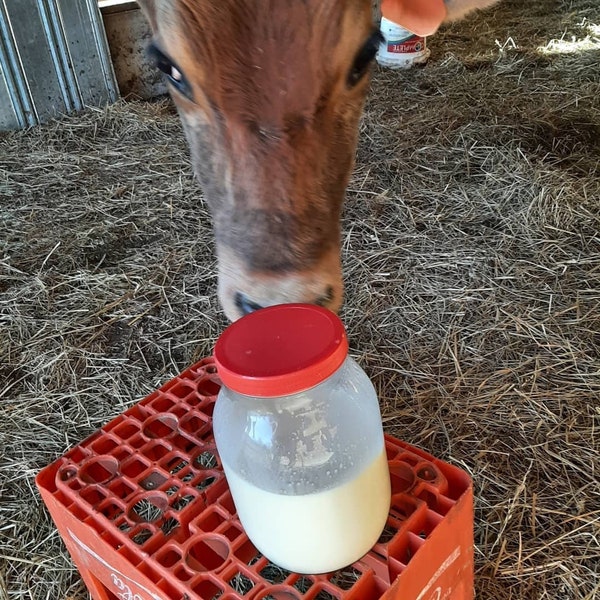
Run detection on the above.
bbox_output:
[235,292,264,316]
[315,286,335,307]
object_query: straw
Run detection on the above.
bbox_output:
[1,0,598,597]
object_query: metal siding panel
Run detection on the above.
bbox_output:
[0,2,30,128]
[3,0,68,121]
[44,0,83,111]
[56,0,118,107]
[0,69,20,129]
[0,0,117,130]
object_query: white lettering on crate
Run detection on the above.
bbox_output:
[67,529,164,600]
[429,586,455,600]
[111,573,144,600]
[415,546,461,600]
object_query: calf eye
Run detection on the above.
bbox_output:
[147,43,193,99]
[348,29,384,87]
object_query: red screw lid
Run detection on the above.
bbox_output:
[213,304,349,397]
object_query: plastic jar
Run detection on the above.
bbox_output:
[376,16,431,69]
[212,304,391,574]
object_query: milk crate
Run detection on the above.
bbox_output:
[36,357,474,600]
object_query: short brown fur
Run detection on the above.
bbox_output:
[137,0,500,320]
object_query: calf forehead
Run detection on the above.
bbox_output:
[152,0,372,119]
[153,0,367,40]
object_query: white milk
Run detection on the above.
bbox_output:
[222,450,391,574]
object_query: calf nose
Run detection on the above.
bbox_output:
[233,285,336,317]
[217,246,343,321]
[235,292,264,316]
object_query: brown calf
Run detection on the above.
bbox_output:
[137,0,499,321]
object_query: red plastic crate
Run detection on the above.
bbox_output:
[36,357,474,600]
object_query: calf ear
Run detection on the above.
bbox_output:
[380,0,447,36]
[136,0,158,32]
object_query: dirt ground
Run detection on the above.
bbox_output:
[1,0,599,598]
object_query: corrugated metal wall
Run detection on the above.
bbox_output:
[0,0,118,130]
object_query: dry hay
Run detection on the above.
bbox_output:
[1,0,599,598]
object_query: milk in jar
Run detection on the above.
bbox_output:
[222,449,390,573]
[212,304,392,574]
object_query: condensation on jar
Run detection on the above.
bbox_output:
[212,304,391,574]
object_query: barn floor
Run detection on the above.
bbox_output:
[1,0,599,598]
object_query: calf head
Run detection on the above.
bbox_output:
[137,0,380,320]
